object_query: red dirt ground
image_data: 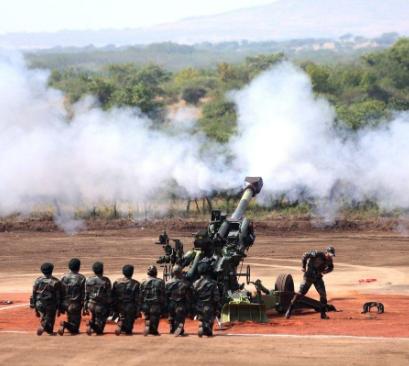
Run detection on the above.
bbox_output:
[1,292,408,337]
[1,229,409,365]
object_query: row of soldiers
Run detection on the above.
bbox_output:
[31,258,220,337]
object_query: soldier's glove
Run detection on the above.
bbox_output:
[29,296,35,309]
[82,308,89,316]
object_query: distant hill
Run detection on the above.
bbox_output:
[1,0,409,49]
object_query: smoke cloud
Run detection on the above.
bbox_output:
[1,54,409,231]
[0,53,235,227]
[231,62,409,215]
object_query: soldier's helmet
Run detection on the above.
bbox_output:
[147,265,158,277]
[326,246,336,257]
[172,264,182,276]
[122,264,134,278]
[41,262,54,276]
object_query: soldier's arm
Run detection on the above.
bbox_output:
[138,282,145,310]
[111,281,118,309]
[134,282,140,312]
[55,280,62,315]
[161,280,167,308]
[30,279,38,309]
[301,251,313,270]
[186,282,194,307]
[56,280,62,308]
[83,279,90,312]
[80,276,86,305]
[106,278,113,305]
[213,283,221,316]
[323,260,334,274]
[59,276,66,303]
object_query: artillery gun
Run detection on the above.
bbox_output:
[155,177,336,323]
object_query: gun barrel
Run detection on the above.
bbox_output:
[231,177,263,220]
[217,177,263,239]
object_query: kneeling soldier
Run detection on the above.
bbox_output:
[140,265,166,336]
[58,258,85,335]
[112,264,140,335]
[193,262,220,337]
[84,261,112,335]
[165,264,192,336]
[30,262,61,336]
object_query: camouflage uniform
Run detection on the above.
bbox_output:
[112,277,140,335]
[140,270,166,336]
[60,271,85,334]
[84,275,112,335]
[31,274,61,335]
[165,271,192,336]
[193,275,220,337]
[299,250,334,305]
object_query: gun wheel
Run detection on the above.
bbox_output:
[274,273,294,292]
[275,273,295,314]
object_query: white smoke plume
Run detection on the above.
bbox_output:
[231,62,409,215]
[1,54,409,232]
[0,52,236,230]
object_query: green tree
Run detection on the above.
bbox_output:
[198,97,237,143]
[336,100,387,130]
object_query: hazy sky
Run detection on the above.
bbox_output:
[1,0,275,33]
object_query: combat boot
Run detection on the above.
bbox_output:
[115,326,121,336]
[320,311,329,320]
[169,320,175,334]
[86,321,92,336]
[198,322,204,338]
[36,326,44,336]
[57,321,65,336]
[143,320,150,336]
[174,323,184,337]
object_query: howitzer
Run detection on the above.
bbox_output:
[154,176,336,324]
[182,177,263,296]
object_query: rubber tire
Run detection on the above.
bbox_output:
[274,273,294,293]
[275,273,295,314]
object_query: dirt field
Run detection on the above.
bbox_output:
[1,225,409,365]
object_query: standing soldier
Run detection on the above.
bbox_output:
[58,258,85,335]
[30,262,61,336]
[193,262,220,337]
[84,261,112,335]
[285,246,336,319]
[165,264,192,336]
[112,264,140,335]
[139,265,166,336]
